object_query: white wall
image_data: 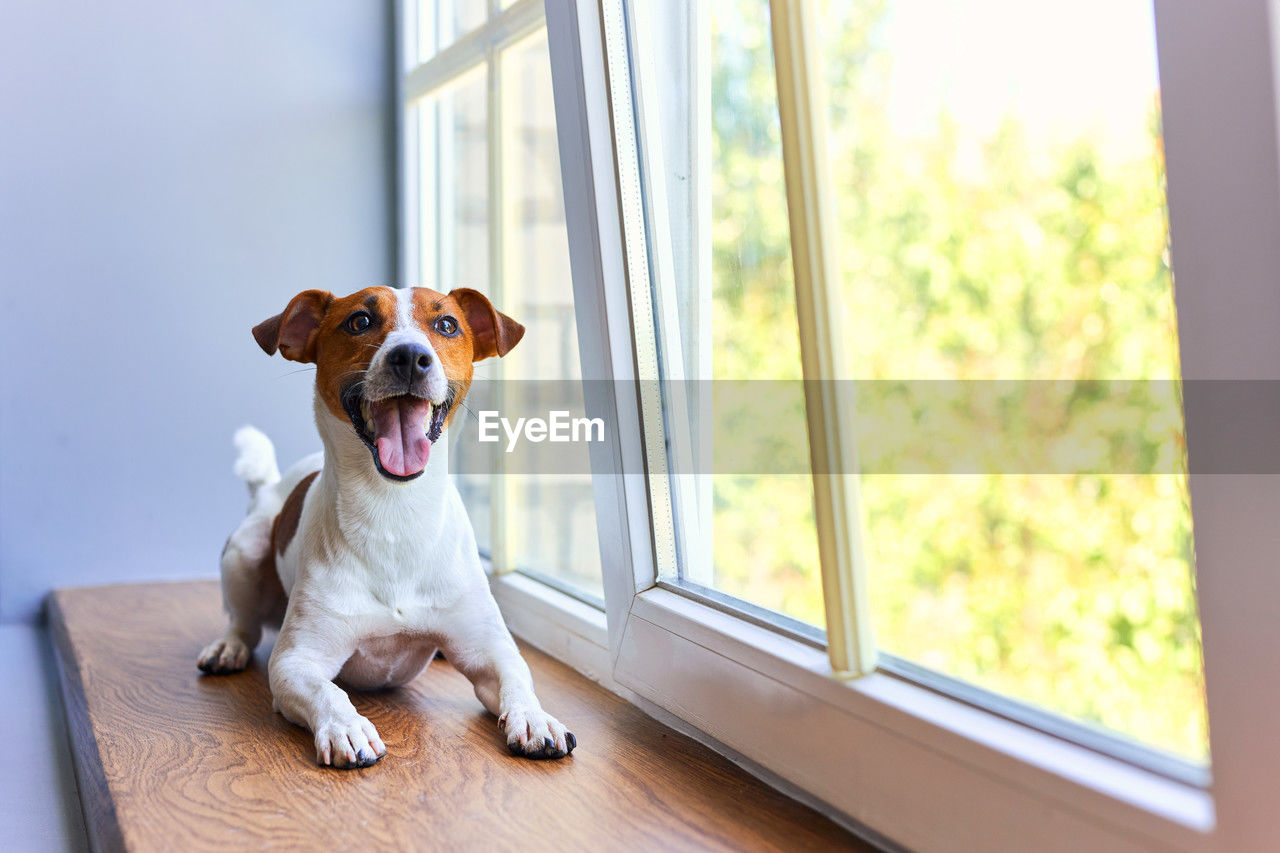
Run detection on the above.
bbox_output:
[0,1,394,621]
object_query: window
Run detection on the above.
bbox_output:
[401,0,602,604]
[404,0,1280,848]
[636,0,1208,768]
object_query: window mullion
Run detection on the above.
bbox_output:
[1153,0,1280,844]
[543,0,665,650]
[487,42,510,575]
[595,0,679,588]
[767,0,875,679]
[625,1,708,587]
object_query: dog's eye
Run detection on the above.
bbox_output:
[344,312,372,334]
[434,316,459,336]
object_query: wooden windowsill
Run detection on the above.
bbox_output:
[49,581,868,851]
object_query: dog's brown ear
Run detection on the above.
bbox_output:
[451,288,525,361]
[252,290,333,363]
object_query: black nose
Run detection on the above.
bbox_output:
[387,343,433,385]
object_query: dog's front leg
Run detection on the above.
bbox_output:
[445,600,577,760]
[268,607,386,769]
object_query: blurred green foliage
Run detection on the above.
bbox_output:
[705,0,1207,760]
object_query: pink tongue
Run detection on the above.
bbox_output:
[370,397,432,477]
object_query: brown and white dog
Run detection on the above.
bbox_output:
[198,286,576,768]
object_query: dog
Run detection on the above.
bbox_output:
[198,286,576,768]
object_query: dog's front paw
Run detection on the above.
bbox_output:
[500,708,577,760]
[314,715,386,769]
[197,637,252,674]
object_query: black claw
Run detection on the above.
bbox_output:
[198,658,243,676]
[507,734,575,760]
[328,750,377,770]
[354,749,380,768]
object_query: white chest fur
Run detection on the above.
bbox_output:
[278,417,488,639]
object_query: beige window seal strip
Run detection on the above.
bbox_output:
[769,0,876,678]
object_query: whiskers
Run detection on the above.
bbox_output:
[453,396,479,424]
[274,366,371,382]
[444,380,482,425]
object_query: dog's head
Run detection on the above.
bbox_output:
[252,286,523,482]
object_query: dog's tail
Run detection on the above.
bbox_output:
[232,425,281,499]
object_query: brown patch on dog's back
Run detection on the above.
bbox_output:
[273,472,319,557]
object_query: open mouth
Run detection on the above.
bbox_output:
[341,383,451,482]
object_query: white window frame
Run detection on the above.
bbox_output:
[404,0,1280,847]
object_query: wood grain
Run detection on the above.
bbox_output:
[49,581,869,852]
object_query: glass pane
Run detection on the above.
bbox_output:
[417,29,601,604]
[623,1,826,628]
[672,2,827,629]
[430,68,489,294]
[416,0,434,64]
[702,2,826,629]
[498,31,603,601]
[821,0,1206,761]
[417,0,489,63]
[419,67,492,553]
